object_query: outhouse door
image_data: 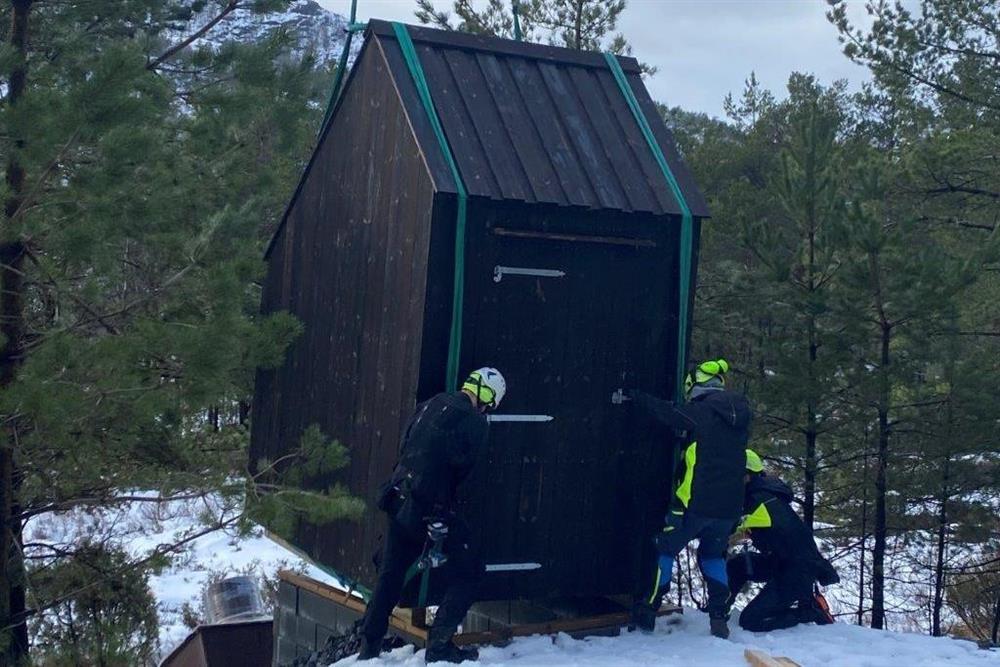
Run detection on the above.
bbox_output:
[460,213,679,600]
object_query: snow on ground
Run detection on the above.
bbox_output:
[27,495,999,666]
[147,516,341,653]
[24,493,342,659]
[333,612,997,667]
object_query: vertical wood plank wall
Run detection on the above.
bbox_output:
[251,40,437,580]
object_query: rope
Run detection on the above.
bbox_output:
[603,53,694,404]
[392,22,469,393]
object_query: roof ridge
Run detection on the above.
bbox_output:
[367,19,644,74]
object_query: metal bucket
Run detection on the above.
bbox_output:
[203,576,267,624]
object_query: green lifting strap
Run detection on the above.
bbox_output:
[319,0,366,139]
[393,22,470,608]
[392,22,468,394]
[603,53,694,404]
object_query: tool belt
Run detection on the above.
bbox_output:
[376,468,439,536]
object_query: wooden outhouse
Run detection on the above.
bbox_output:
[251,20,709,607]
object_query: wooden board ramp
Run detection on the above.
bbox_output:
[277,570,681,652]
[745,648,802,667]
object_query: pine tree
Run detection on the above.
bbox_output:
[828,0,1000,632]
[0,1,361,658]
[2,2,36,660]
[744,76,854,531]
[414,0,654,72]
[680,60,1000,632]
[836,151,990,629]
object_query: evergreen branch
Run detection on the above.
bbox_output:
[175,76,240,101]
[926,184,1000,200]
[7,510,244,633]
[7,128,81,225]
[911,35,1000,63]
[18,491,223,523]
[22,247,121,335]
[946,555,1000,573]
[833,3,1000,112]
[51,263,197,336]
[929,330,1000,337]
[915,215,996,232]
[146,1,243,72]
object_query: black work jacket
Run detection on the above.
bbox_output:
[383,392,489,523]
[634,389,752,520]
[740,474,839,584]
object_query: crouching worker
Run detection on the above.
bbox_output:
[629,359,752,639]
[726,450,839,632]
[358,368,506,664]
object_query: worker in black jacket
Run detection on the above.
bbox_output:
[726,451,839,632]
[358,367,506,664]
[628,359,751,639]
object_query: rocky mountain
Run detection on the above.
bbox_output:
[194,0,361,67]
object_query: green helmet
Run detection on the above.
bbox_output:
[745,448,764,473]
[684,358,730,397]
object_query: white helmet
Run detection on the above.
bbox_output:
[462,367,506,409]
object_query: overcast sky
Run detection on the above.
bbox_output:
[315,0,877,118]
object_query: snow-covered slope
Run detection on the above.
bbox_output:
[333,612,997,667]
[24,493,342,660]
[192,0,359,65]
[27,495,997,666]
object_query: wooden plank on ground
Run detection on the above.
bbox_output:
[455,602,681,646]
[745,648,802,667]
[278,570,430,643]
[279,570,683,650]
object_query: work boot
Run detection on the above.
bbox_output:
[357,636,381,661]
[425,641,478,664]
[630,601,657,633]
[808,590,835,625]
[709,614,730,639]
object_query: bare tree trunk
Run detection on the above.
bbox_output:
[931,455,949,636]
[858,425,869,626]
[871,323,891,630]
[803,423,817,531]
[572,0,583,49]
[991,590,999,644]
[1,2,33,664]
[803,187,819,532]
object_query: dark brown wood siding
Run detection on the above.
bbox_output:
[253,21,707,603]
[250,38,437,582]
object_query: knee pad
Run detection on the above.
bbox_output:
[657,555,674,587]
[700,557,728,586]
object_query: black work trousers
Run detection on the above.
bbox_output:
[637,511,736,618]
[360,516,483,649]
[727,552,815,632]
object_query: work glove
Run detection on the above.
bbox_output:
[426,520,449,542]
[417,521,449,570]
[728,528,750,548]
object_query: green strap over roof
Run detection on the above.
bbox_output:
[392,22,468,394]
[393,22,471,607]
[319,0,365,139]
[603,52,694,404]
